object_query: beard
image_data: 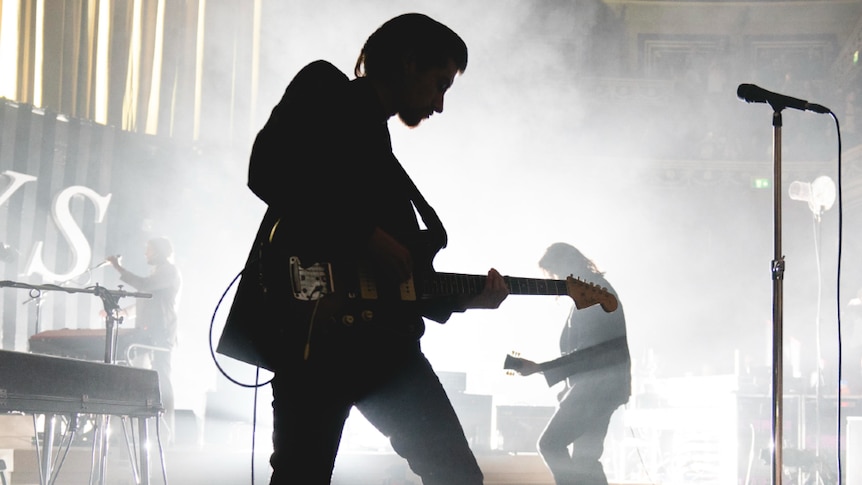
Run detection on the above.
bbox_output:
[398,109,428,128]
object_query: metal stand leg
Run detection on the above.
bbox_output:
[89,415,111,485]
[39,415,56,485]
[139,417,151,485]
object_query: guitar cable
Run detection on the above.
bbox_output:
[207,262,328,484]
[208,267,267,485]
[305,294,323,361]
[208,267,271,389]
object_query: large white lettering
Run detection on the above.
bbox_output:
[24,186,112,282]
[0,170,37,206]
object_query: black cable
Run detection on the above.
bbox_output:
[251,366,260,485]
[209,267,270,485]
[208,267,271,388]
[829,111,843,485]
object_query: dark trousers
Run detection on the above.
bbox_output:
[268,343,482,485]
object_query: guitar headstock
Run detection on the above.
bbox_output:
[504,351,522,371]
[504,352,525,376]
[565,276,618,313]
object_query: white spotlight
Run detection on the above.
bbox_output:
[788,175,836,216]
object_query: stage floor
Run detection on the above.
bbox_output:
[4,445,563,485]
[0,412,663,485]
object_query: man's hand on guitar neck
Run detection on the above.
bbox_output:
[458,268,509,310]
[508,355,542,376]
[366,227,508,309]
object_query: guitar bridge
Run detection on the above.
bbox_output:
[289,257,334,300]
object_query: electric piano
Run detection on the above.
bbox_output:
[0,349,163,485]
[0,349,162,417]
[28,327,142,363]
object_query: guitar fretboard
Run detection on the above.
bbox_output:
[422,273,567,298]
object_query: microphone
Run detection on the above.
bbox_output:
[91,255,120,270]
[737,83,830,114]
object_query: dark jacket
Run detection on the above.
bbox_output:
[218,61,459,370]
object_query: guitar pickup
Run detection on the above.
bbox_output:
[399,278,416,301]
[356,262,379,300]
[355,263,416,301]
[289,256,334,300]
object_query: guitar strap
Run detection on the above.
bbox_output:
[392,157,448,251]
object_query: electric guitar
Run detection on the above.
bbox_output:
[504,351,537,376]
[281,253,618,327]
[218,223,618,369]
[503,336,629,385]
[260,220,617,328]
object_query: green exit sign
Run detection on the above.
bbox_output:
[752,178,771,189]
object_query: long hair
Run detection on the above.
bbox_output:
[354,13,468,83]
[538,242,603,279]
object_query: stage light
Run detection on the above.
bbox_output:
[788,175,836,216]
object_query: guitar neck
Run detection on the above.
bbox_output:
[504,354,557,373]
[427,273,567,298]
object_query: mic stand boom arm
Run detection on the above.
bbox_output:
[0,280,152,363]
[0,280,152,300]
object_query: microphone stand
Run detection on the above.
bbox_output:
[739,83,834,485]
[21,289,46,335]
[21,275,80,336]
[0,281,151,485]
[91,284,124,485]
[769,109,786,485]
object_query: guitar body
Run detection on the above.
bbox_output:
[265,227,446,327]
[217,224,443,370]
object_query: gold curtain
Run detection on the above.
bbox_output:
[4,0,254,145]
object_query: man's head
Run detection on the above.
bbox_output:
[145,237,174,265]
[355,13,468,127]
